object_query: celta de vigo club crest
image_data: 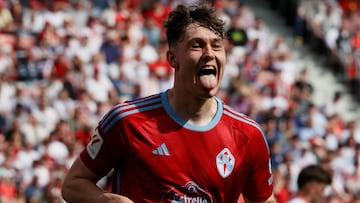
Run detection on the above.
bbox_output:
[216,148,235,178]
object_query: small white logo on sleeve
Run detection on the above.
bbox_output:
[87,129,103,160]
[268,159,273,185]
[216,148,235,178]
[269,159,272,174]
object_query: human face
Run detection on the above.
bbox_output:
[168,23,226,98]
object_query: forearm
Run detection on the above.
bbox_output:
[62,157,134,203]
[62,177,133,203]
[62,176,106,203]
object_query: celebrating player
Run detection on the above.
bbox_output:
[62,2,275,203]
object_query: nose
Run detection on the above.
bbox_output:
[203,45,215,60]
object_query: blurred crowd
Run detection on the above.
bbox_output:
[0,0,359,202]
[292,0,360,100]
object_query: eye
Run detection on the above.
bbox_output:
[213,44,222,49]
[191,43,201,49]
[212,41,224,50]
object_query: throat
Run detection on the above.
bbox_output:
[187,113,215,126]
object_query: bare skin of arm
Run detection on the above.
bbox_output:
[244,194,277,203]
[61,157,134,203]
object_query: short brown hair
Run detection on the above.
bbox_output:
[297,165,332,189]
[163,2,225,49]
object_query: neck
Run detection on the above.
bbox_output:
[296,191,311,203]
[167,89,218,126]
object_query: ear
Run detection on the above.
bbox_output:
[167,50,178,68]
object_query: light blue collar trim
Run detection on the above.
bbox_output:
[160,90,223,132]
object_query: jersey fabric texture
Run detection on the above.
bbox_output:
[81,90,273,203]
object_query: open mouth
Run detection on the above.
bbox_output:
[198,68,216,76]
[198,66,218,90]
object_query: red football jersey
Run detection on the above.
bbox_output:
[81,91,273,202]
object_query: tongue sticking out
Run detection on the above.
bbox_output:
[199,74,217,89]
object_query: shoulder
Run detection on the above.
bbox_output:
[222,104,262,131]
[222,104,269,152]
[99,93,163,133]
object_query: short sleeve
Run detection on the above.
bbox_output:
[242,128,273,201]
[80,123,126,176]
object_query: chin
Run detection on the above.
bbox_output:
[203,88,219,98]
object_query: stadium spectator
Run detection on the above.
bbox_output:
[288,164,332,203]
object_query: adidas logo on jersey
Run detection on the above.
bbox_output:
[152,143,170,156]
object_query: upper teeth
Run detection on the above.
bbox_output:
[203,66,214,70]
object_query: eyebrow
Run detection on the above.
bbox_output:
[189,37,223,43]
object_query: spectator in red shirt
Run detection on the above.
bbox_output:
[144,0,170,29]
[0,176,17,203]
[351,30,360,51]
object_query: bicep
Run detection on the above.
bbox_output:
[62,157,109,202]
[64,157,102,184]
[62,157,134,203]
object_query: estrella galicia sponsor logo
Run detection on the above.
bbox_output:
[216,148,235,178]
[161,181,214,203]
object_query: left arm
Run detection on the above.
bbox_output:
[242,124,276,203]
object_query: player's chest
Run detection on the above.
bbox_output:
[126,120,250,185]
